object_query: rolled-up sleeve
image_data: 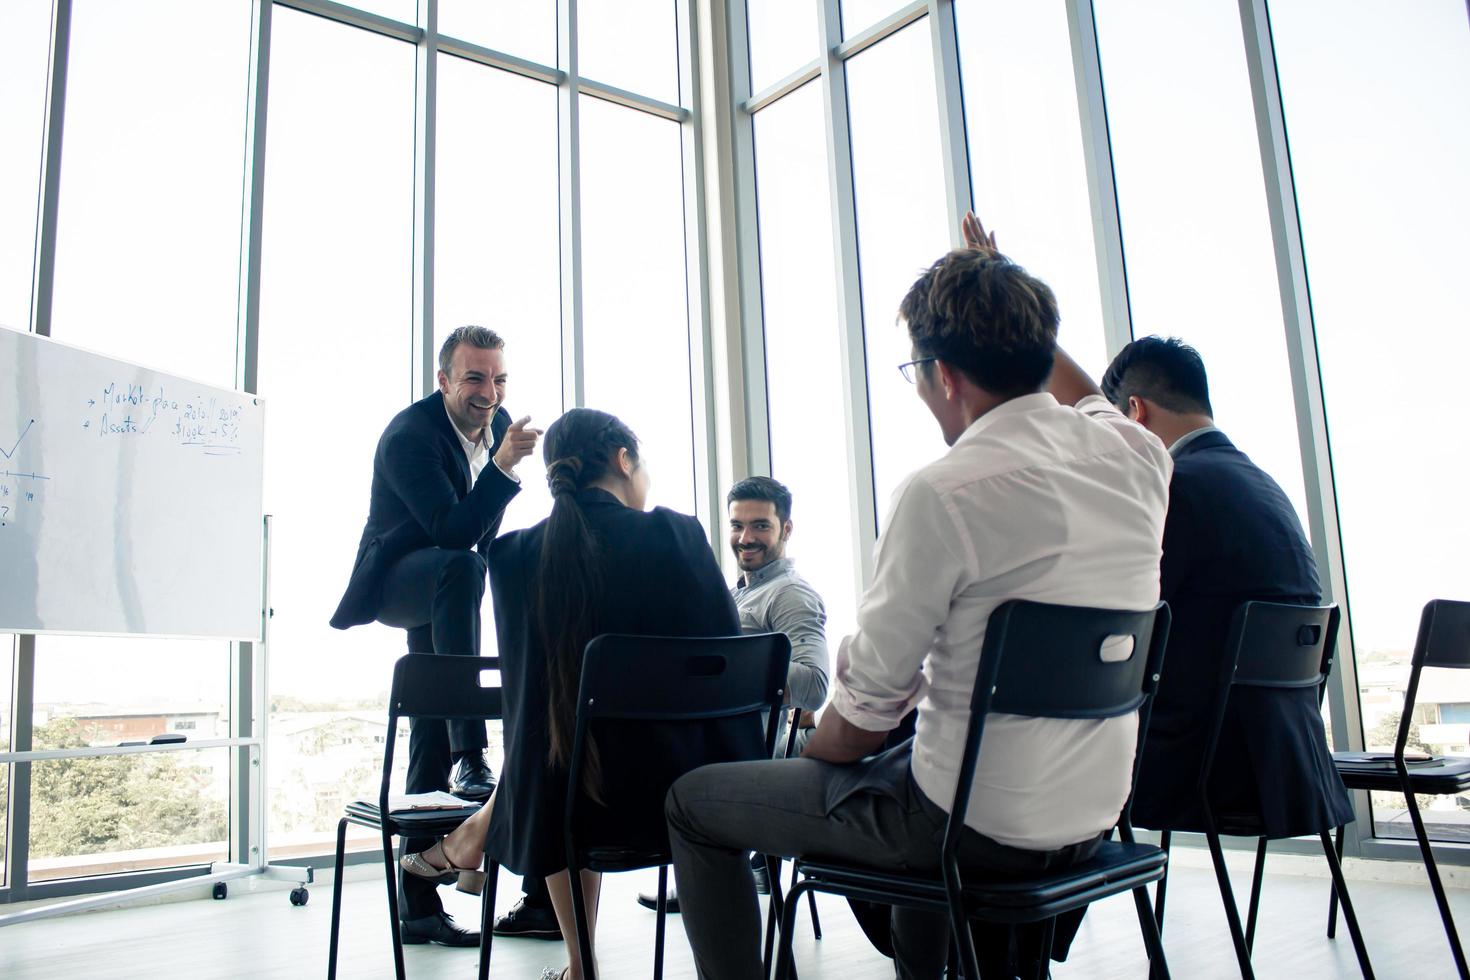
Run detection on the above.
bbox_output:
[827,474,970,732]
[768,581,828,712]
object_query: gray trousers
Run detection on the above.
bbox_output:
[666,753,1100,980]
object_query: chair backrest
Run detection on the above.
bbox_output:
[565,633,791,848]
[947,600,1170,860]
[380,653,504,812]
[1394,600,1470,762]
[1198,602,1339,799]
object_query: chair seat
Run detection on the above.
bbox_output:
[581,845,670,873]
[343,800,483,837]
[1333,753,1470,794]
[796,841,1167,924]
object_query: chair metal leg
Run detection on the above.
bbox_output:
[1035,917,1056,980]
[383,827,407,980]
[763,856,785,978]
[654,865,668,980]
[807,888,821,940]
[1245,838,1268,953]
[1327,824,1345,939]
[569,861,597,980]
[478,858,498,980]
[774,878,811,980]
[944,877,982,980]
[1319,830,1374,979]
[328,817,349,980]
[1403,789,1468,977]
[1132,884,1172,980]
[1155,830,1171,935]
[1205,830,1256,980]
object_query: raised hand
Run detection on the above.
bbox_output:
[961,210,999,254]
[493,416,542,473]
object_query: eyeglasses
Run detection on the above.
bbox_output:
[897,357,936,384]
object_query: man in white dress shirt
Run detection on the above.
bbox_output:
[666,234,1171,979]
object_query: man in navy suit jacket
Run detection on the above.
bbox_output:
[331,325,540,945]
[1101,336,1351,838]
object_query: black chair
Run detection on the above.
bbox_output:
[1330,599,1470,978]
[327,654,502,980]
[772,600,1173,980]
[1152,601,1372,979]
[761,709,822,975]
[564,632,792,980]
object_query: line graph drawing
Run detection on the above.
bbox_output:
[1,419,35,460]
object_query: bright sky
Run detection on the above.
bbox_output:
[1,0,1467,729]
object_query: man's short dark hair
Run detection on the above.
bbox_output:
[438,325,505,375]
[898,249,1059,398]
[727,476,792,524]
[1101,336,1214,417]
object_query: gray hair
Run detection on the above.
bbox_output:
[438,325,505,375]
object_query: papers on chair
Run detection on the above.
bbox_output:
[388,791,483,812]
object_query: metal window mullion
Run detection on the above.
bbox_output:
[675,0,718,532]
[1064,0,1133,358]
[833,1,927,62]
[8,636,35,898]
[927,0,973,247]
[1236,0,1366,851]
[273,0,421,44]
[819,0,879,593]
[558,0,584,410]
[28,0,72,339]
[412,0,439,398]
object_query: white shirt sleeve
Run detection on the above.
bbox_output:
[827,474,972,732]
[1075,394,1172,481]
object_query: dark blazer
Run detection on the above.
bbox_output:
[329,391,519,629]
[484,488,753,877]
[1133,430,1352,838]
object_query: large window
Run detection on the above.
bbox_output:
[1269,0,1470,840]
[256,8,416,856]
[0,0,51,331]
[847,21,952,523]
[752,80,858,646]
[579,96,697,515]
[1093,0,1309,524]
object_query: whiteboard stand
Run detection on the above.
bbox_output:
[0,516,315,927]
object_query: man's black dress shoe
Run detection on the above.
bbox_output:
[400,911,481,947]
[449,753,496,801]
[492,895,563,939]
[636,884,680,914]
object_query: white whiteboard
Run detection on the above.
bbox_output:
[0,325,265,639]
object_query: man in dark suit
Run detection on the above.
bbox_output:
[331,324,540,946]
[1101,336,1351,838]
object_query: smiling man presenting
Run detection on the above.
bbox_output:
[331,325,539,947]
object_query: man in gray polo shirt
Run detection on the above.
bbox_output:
[639,475,830,910]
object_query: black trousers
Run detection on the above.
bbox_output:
[377,546,491,920]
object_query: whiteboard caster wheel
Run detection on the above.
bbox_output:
[213,882,228,900]
[290,887,309,907]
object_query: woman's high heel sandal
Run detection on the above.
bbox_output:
[399,840,487,895]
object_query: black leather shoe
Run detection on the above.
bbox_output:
[492,896,562,939]
[636,885,679,914]
[400,911,481,947]
[449,753,496,801]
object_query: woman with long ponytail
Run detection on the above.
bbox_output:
[398,408,744,980]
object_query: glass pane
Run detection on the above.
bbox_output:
[754,82,858,646]
[578,0,680,104]
[0,0,51,330]
[257,7,415,857]
[439,0,555,67]
[841,0,904,39]
[746,0,819,94]
[955,1,1110,379]
[48,0,250,389]
[579,96,696,515]
[1093,0,1309,524]
[1268,0,1470,840]
[343,0,416,27]
[28,745,228,881]
[846,22,951,524]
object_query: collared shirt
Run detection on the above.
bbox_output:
[1168,424,1223,458]
[732,557,829,713]
[444,402,518,485]
[829,393,1171,850]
